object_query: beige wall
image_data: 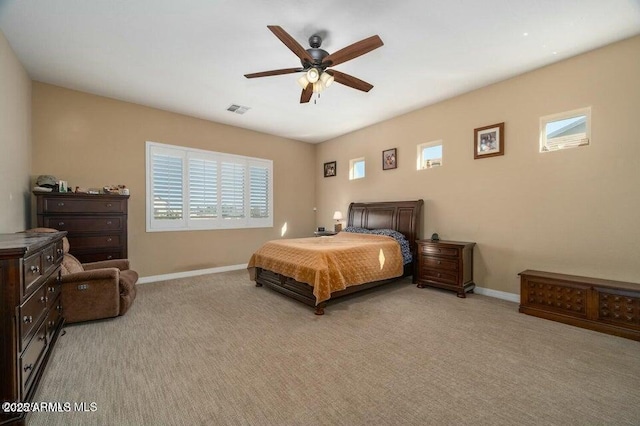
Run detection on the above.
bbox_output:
[0,30,31,232]
[32,84,316,276]
[316,35,640,294]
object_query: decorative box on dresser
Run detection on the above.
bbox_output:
[0,231,66,426]
[34,192,129,263]
[519,270,640,341]
[415,240,476,297]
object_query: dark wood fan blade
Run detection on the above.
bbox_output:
[268,25,314,64]
[244,68,303,78]
[322,35,383,67]
[327,70,374,92]
[300,85,313,103]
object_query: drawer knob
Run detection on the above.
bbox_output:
[48,286,56,292]
[46,254,54,262]
[57,248,63,254]
[107,237,112,242]
[29,265,40,273]
[58,221,65,227]
[106,203,112,207]
[24,364,33,372]
[38,335,46,342]
[23,315,33,324]
[57,305,63,312]
[437,260,441,265]
[40,296,46,303]
[57,202,64,207]
[107,255,113,260]
[106,220,113,225]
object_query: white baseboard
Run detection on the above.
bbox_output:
[474,286,520,303]
[138,263,248,284]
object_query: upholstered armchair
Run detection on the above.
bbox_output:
[25,228,138,323]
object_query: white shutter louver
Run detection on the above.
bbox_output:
[221,162,245,219]
[152,154,183,220]
[189,158,217,219]
[250,166,269,218]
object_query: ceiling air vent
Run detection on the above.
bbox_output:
[227,104,250,115]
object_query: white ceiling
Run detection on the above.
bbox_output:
[1,1,639,143]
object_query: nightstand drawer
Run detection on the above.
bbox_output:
[420,245,459,257]
[420,268,459,285]
[421,255,458,271]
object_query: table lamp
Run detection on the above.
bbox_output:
[333,211,343,232]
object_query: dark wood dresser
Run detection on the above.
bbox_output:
[0,232,65,426]
[34,192,129,263]
[416,239,476,297]
[519,270,640,341]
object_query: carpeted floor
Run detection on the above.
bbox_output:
[30,270,640,425]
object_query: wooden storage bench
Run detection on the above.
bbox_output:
[519,270,640,341]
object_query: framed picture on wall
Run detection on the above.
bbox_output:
[382,148,397,170]
[474,122,505,159]
[324,161,336,177]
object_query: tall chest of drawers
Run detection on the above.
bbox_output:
[416,240,476,297]
[0,232,65,426]
[34,192,129,263]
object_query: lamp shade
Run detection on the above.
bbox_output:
[333,211,343,221]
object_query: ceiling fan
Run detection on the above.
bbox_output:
[244,26,384,103]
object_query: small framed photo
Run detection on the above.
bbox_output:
[382,148,397,170]
[474,122,505,159]
[324,161,336,177]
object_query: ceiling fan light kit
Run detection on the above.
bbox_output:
[244,25,383,103]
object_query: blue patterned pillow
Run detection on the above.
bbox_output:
[343,227,412,264]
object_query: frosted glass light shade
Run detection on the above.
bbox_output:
[320,72,334,87]
[306,68,320,83]
[312,81,324,93]
[333,211,343,220]
[297,75,309,89]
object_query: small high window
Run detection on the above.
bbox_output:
[349,158,365,180]
[417,141,443,170]
[540,107,591,152]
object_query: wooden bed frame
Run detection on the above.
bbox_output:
[254,200,423,314]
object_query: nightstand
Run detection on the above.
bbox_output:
[416,239,476,297]
[314,230,337,237]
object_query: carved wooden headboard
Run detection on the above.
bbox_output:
[347,200,424,254]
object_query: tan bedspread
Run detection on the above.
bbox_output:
[247,232,403,304]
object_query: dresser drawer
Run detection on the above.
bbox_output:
[46,296,62,339]
[20,286,48,351]
[68,234,122,249]
[43,216,123,232]
[42,243,58,276]
[421,255,458,271]
[420,245,459,257]
[420,268,459,286]
[74,250,124,263]
[41,197,127,214]
[20,319,47,397]
[45,271,61,309]
[23,252,43,297]
[54,239,65,262]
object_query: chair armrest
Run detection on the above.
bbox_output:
[83,259,130,271]
[61,268,119,283]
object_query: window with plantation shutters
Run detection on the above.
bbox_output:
[146,141,273,231]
